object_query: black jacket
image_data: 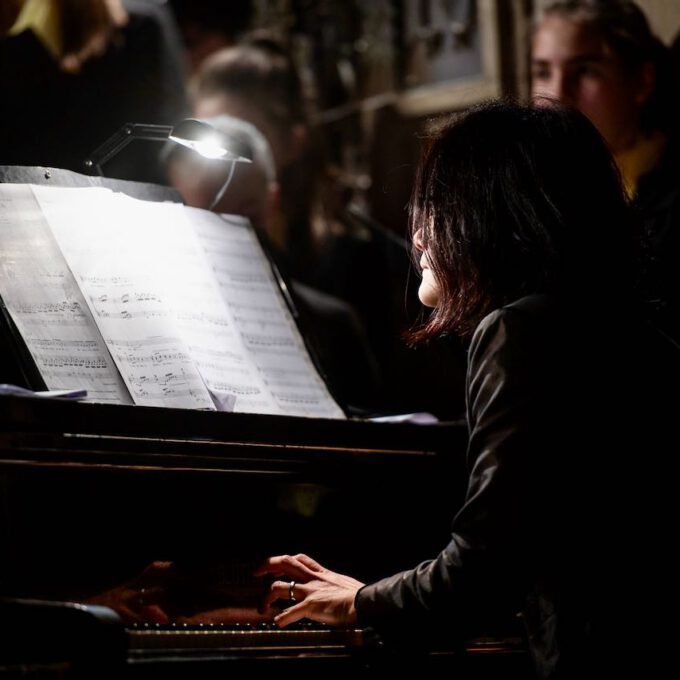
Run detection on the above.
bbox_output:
[356,294,678,678]
[636,133,680,342]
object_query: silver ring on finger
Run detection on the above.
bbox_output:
[288,580,296,602]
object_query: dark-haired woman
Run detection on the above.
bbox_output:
[255,101,678,679]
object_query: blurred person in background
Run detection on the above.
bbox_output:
[191,38,332,280]
[532,0,680,341]
[0,0,188,184]
[166,113,382,412]
[168,0,252,75]
[190,38,466,418]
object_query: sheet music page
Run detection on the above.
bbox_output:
[10,184,343,417]
[0,184,132,403]
[31,185,215,410]
[113,193,280,415]
[187,207,345,419]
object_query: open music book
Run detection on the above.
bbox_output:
[0,183,344,419]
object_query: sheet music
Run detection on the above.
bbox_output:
[113,193,279,414]
[2,184,344,417]
[188,208,344,419]
[0,184,131,403]
[31,185,214,410]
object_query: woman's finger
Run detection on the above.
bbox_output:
[261,579,304,611]
[293,554,325,572]
[273,600,308,628]
[140,604,169,624]
[253,554,317,580]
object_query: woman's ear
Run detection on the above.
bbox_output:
[413,228,425,251]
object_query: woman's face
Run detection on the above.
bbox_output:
[531,14,649,152]
[414,227,441,307]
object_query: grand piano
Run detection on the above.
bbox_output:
[0,395,532,678]
[0,166,530,676]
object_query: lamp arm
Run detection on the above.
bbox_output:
[84,123,173,176]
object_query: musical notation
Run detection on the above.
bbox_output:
[273,391,329,406]
[232,315,287,331]
[196,360,251,376]
[188,206,343,418]
[219,280,272,297]
[228,302,279,316]
[114,350,190,367]
[93,292,161,304]
[127,367,208,403]
[242,333,296,348]
[79,274,136,289]
[0,184,133,404]
[187,346,244,362]
[95,309,167,320]
[29,338,100,351]
[212,266,269,285]
[204,381,262,396]
[13,301,83,315]
[248,345,299,358]
[176,311,231,328]
[20,317,95,328]
[0,185,343,417]
[36,355,109,369]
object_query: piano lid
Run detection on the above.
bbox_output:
[0,394,467,473]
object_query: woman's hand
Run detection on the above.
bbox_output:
[254,554,364,628]
[85,560,172,624]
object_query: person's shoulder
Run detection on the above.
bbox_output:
[472,295,556,343]
[637,130,680,204]
[466,296,564,415]
[468,295,564,379]
[503,294,553,315]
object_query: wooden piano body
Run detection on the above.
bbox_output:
[0,166,530,675]
[0,395,531,677]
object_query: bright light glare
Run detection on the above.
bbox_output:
[192,140,228,159]
[169,134,227,159]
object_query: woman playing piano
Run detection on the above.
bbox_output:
[255,101,678,679]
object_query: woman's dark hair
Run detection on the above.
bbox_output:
[540,0,677,133]
[409,100,639,341]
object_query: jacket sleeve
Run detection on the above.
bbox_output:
[356,306,549,635]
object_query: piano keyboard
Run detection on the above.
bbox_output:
[127,621,365,653]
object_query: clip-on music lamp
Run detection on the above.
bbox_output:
[84,119,252,208]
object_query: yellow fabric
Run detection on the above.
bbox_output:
[8,0,62,59]
[615,130,667,199]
